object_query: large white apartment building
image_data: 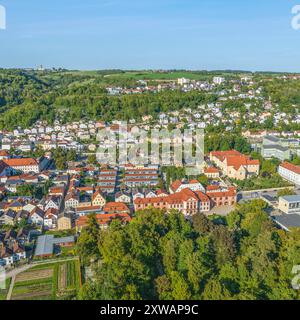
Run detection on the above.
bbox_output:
[278,161,300,185]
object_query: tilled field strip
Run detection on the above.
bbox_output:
[15,269,53,282]
[58,264,67,291]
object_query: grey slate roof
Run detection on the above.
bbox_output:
[34,235,75,256]
[273,214,300,231]
[280,195,300,203]
[264,135,280,143]
[34,235,54,256]
[263,144,289,152]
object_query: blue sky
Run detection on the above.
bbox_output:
[0,0,300,71]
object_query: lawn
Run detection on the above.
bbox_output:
[10,259,81,300]
[0,278,11,300]
[231,174,293,191]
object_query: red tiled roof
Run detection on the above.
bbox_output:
[206,185,221,192]
[49,186,65,194]
[170,180,182,192]
[92,190,105,201]
[210,150,259,171]
[207,187,237,199]
[134,189,210,206]
[226,156,259,171]
[156,189,168,196]
[280,161,300,175]
[76,205,102,212]
[76,186,94,192]
[76,213,131,228]
[103,202,129,212]
[210,150,241,161]
[4,158,38,167]
[204,167,219,173]
[0,150,9,156]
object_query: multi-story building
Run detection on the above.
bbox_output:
[278,195,300,214]
[261,136,291,161]
[278,161,300,185]
[57,212,73,231]
[98,169,117,194]
[206,186,237,207]
[2,158,40,174]
[124,166,159,188]
[134,188,211,216]
[169,179,206,194]
[210,150,260,180]
[64,192,80,209]
[92,190,106,207]
[213,76,225,85]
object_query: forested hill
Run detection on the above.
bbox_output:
[0,70,49,108]
[1,69,300,131]
[76,201,300,300]
[0,69,218,130]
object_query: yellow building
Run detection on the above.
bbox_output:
[92,190,106,207]
[57,213,73,231]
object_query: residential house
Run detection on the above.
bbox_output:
[65,192,80,209]
[28,207,45,226]
[91,190,106,207]
[57,212,73,231]
[43,208,59,230]
[0,210,16,226]
[115,191,131,203]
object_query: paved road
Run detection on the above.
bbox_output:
[238,186,296,203]
[6,275,16,301]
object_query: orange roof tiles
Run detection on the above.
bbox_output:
[76,213,131,228]
[103,202,130,212]
[280,161,300,175]
[170,180,183,192]
[204,167,219,173]
[211,150,259,171]
[4,158,38,167]
[134,189,210,206]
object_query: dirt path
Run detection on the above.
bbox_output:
[6,275,15,301]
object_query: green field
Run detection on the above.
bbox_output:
[0,278,11,301]
[104,70,228,81]
[9,260,81,301]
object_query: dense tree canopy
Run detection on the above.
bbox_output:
[77,201,300,300]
